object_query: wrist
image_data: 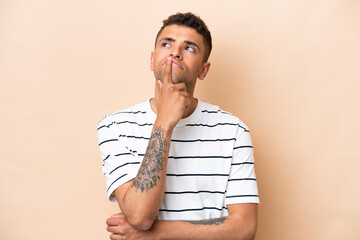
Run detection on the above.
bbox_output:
[154,118,176,133]
[148,220,169,240]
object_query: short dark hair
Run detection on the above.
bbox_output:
[155,12,212,62]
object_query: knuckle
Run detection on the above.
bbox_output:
[118,227,126,235]
[178,95,186,103]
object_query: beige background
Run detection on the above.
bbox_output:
[1,0,359,239]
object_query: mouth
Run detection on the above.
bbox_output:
[162,57,183,70]
[171,60,183,70]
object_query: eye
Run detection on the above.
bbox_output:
[162,42,170,47]
[185,46,195,52]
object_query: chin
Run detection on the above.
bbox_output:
[171,74,185,84]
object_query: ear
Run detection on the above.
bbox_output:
[198,62,211,80]
[150,52,154,71]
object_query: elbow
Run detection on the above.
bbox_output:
[246,232,256,240]
[126,214,155,231]
[235,231,255,240]
[234,222,257,240]
[242,225,257,240]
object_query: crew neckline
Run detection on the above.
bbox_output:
[145,98,204,127]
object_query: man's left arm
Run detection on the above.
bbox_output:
[106,203,257,240]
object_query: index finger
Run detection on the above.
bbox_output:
[106,215,125,226]
[162,57,173,85]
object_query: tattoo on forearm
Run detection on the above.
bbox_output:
[132,126,167,193]
[185,217,228,225]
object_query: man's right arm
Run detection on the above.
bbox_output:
[113,57,190,230]
[113,123,172,230]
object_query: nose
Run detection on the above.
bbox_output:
[170,45,182,59]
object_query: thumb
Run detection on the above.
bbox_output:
[111,213,124,218]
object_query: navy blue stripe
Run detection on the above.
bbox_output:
[201,109,231,115]
[165,190,226,194]
[114,153,134,157]
[99,139,118,146]
[171,138,236,143]
[185,123,248,132]
[119,135,150,140]
[115,135,236,143]
[98,121,153,130]
[107,173,128,192]
[228,178,256,182]
[167,173,228,177]
[109,162,140,175]
[231,162,254,165]
[233,145,253,150]
[185,123,240,127]
[124,147,139,155]
[103,155,110,161]
[113,110,146,115]
[168,156,232,159]
[159,206,227,212]
[226,195,259,198]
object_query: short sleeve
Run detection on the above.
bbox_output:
[225,125,259,205]
[97,115,141,202]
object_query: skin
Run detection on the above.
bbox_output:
[150,24,211,119]
[107,24,258,239]
[107,203,257,240]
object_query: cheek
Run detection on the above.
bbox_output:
[192,62,204,75]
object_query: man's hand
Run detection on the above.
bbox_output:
[106,213,152,240]
[106,203,257,240]
[111,58,186,230]
[155,57,190,129]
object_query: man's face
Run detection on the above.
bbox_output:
[151,24,209,93]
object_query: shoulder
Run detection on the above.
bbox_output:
[97,100,149,130]
[199,101,249,132]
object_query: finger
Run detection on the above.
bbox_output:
[107,225,116,233]
[180,93,191,108]
[162,57,173,86]
[172,82,187,91]
[110,233,121,240]
[106,218,114,226]
[107,225,123,234]
[179,91,190,99]
[111,213,124,218]
[106,216,125,226]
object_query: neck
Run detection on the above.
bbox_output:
[150,97,198,119]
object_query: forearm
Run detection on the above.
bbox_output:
[113,57,194,230]
[150,215,256,240]
[116,122,173,230]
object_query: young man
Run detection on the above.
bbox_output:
[97,12,259,240]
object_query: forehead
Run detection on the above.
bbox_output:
[157,25,204,47]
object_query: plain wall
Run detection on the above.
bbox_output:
[1,0,359,239]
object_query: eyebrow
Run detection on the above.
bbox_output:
[159,37,200,50]
[184,40,200,50]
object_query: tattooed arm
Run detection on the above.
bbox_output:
[106,203,258,240]
[112,57,193,230]
[112,124,172,230]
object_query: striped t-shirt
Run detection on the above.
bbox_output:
[97,99,259,221]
